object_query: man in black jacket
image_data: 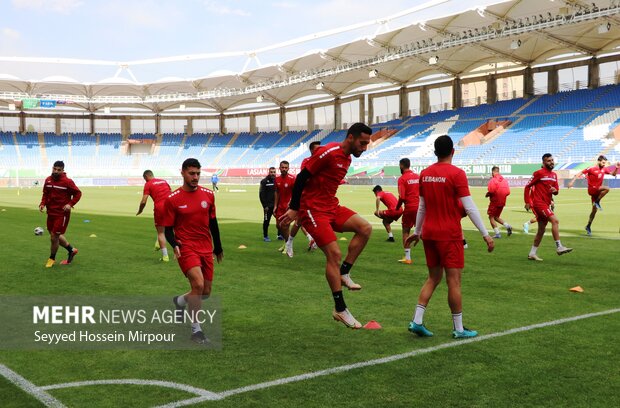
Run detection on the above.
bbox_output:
[259,167,277,241]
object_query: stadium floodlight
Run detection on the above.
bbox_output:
[510,39,522,49]
[316,82,325,90]
[368,69,379,78]
[428,56,439,65]
[598,22,611,33]
[256,95,264,102]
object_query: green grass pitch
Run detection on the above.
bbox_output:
[0,184,619,407]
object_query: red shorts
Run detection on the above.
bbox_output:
[274,206,288,222]
[588,187,600,201]
[487,203,504,218]
[153,202,166,227]
[401,208,418,229]
[299,206,356,248]
[47,213,71,235]
[532,206,554,221]
[381,208,403,221]
[422,239,464,269]
[177,248,214,281]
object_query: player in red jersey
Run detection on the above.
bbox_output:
[568,155,619,236]
[290,141,321,251]
[405,135,494,339]
[274,160,297,257]
[279,123,373,329]
[524,153,572,261]
[486,166,513,238]
[163,158,223,344]
[396,158,419,264]
[136,170,172,261]
[39,160,82,268]
[372,185,402,242]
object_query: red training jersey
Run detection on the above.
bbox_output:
[581,166,613,190]
[487,174,510,206]
[144,178,171,205]
[302,142,351,211]
[301,156,310,169]
[419,162,470,241]
[275,173,296,209]
[162,186,216,253]
[524,167,558,208]
[376,191,398,210]
[398,169,420,209]
[40,173,82,216]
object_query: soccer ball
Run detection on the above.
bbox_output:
[34,227,44,236]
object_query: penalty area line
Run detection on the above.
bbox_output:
[155,308,619,408]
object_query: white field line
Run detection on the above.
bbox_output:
[40,379,221,400]
[156,308,620,408]
[0,364,67,408]
[2,308,618,408]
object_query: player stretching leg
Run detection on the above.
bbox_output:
[280,123,373,329]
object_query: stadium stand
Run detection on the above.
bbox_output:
[1,84,619,174]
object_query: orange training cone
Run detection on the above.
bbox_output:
[363,320,382,330]
[569,286,584,293]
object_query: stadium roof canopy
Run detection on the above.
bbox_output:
[0,0,619,114]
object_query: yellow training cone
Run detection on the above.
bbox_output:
[238,245,247,249]
[569,286,584,293]
[339,237,348,241]
[89,234,97,238]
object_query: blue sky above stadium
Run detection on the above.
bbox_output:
[0,0,503,83]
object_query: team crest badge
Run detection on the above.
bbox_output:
[201,201,208,208]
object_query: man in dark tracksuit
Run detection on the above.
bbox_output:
[259,167,277,241]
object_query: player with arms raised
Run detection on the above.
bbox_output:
[567,155,619,236]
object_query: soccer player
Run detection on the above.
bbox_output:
[524,153,572,261]
[39,160,81,267]
[279,123,373,329]
[567,155,619,236]
[486,166,512,238]
[396,158,419,264]
[211,172,219,191]
[163,158,223,344]
[136,170,172,262]
[274,161,296,256]
[372,185,402,242]
[289,141,321,251]
[406,135,494,339]
[259,167,277,242]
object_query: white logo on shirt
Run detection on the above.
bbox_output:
[336,163,343,168]
[178,205,188,209]
[422,176,446,183]
[201,201,208,209]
